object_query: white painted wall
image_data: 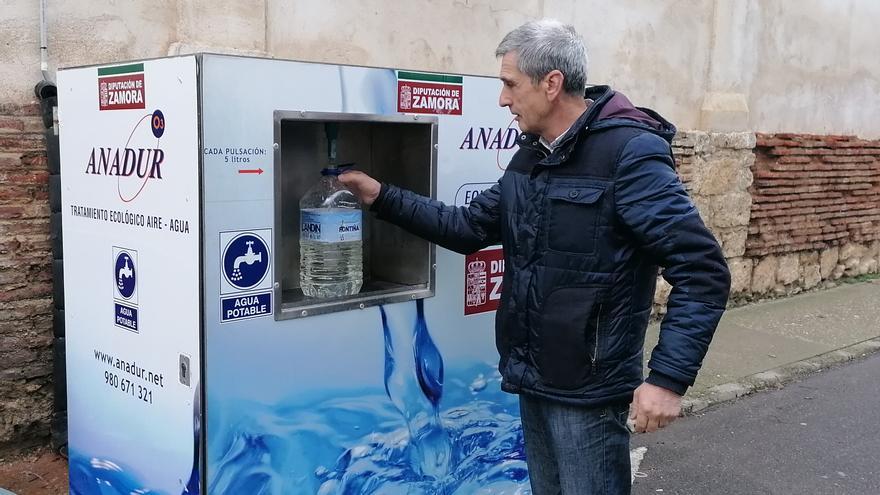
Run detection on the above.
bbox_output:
[745,0,880,137]
[2,0,877,136]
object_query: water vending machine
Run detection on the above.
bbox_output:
[58,54,527,494]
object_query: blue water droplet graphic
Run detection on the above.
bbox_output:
[414,300,444,408]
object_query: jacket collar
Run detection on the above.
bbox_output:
[515,86,615,165]
[515,85,676,166]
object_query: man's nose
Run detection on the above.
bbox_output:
[498,90,510,108]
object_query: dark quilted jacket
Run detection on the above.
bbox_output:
[372,86,731,406]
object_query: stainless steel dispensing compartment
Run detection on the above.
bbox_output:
[273,112,438,319]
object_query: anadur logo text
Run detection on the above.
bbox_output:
[84,109,168,203]
[85,147,163,179]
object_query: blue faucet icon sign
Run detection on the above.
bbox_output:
[115,251,136,299]
[223,233,269,290]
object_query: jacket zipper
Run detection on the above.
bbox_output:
[590,303,602,374]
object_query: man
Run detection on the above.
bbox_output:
[340,19,730,494]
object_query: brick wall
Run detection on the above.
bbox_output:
[655,131,880,313]
[748,134,880,256]
[0,102,54,454]
[744,135,880,295]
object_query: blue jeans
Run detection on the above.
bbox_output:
[519,395,631,494]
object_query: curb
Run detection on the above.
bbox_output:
[681,337,880,415]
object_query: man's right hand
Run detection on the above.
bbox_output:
[338,170,381,206]
[629,382,682,433]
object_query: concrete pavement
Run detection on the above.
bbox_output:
[632,353,880,494]
[644,278,880,414]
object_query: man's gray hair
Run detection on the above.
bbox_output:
[495,19,588,96]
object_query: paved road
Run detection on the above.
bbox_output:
[631,354,880,495]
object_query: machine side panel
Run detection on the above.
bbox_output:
[57,56,202,494]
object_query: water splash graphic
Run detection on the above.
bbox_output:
[184,381,201,494]
[205,302,529,493]
[69,304,531,494]
[68,453,162,495]
[414,301,444,408]
[380,299,451,482]
[69,384,202,495]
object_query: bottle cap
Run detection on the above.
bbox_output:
[321,163,355,176]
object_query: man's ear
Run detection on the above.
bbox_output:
[544,70,565,100]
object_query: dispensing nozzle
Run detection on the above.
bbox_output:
[325,122,338,165]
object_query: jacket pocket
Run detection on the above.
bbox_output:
[533,285,604,390]
[546,184,605,254]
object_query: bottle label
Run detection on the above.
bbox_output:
[301,209,362,243]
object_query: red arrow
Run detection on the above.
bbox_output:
[238,168,264,175]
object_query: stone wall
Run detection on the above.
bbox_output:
[0,103,54,454]
[653,131,756,315]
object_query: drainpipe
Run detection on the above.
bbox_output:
[34,0,66,457]
[40,0,52,82]
[35,0,56,129]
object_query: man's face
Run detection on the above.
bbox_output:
[498,51,550,135]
